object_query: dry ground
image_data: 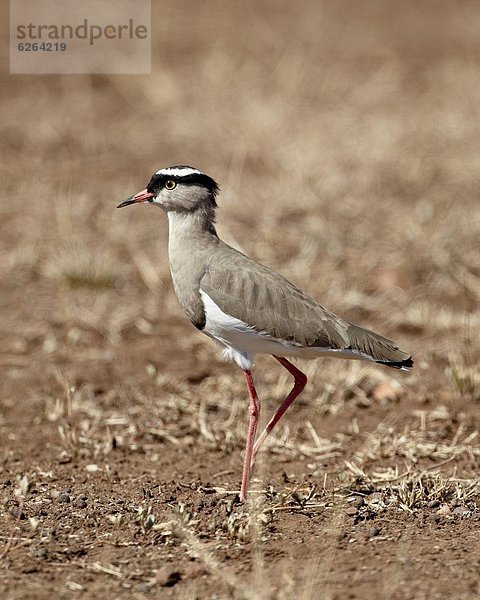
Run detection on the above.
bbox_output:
[1,1,480,598]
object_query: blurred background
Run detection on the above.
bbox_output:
[1,0,479,391]
[1,1,480,597]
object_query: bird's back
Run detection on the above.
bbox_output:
[200,241,412,368]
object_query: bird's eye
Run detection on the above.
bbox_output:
[165,180,177,190]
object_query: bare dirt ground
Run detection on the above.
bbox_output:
[1,1,480,598]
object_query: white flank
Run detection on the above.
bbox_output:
[156,167,202,177]
[199,290,375,370]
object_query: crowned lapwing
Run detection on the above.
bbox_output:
[118,166,413,501]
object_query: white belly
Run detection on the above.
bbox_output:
[199,290,371,370]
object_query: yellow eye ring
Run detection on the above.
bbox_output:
[165,180,177,190]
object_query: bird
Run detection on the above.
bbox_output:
[117,166,413,501]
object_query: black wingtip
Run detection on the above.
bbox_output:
[376,356,413,370]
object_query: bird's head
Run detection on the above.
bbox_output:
[117,166,219,214]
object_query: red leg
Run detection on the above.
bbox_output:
[251,356,307,466]
[240,369,261,502]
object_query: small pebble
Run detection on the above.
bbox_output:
[368,525,381,538]
[74,498,88,509]
[428,500,440,509]
[9,507,27,520]
[436,504,451,517]
[351,497,365,509]
[58,493,71,503]
[156,567,182,587]
[37,548,48,560]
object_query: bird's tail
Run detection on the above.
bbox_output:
[346,323,413,371]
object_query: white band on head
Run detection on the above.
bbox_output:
[156,167,203,177]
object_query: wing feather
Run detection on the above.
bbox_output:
[200,242,411,364]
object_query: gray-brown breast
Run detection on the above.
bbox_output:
[200,242,410,363]
[169,244,211,331]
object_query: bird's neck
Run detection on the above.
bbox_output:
[167,209,219,282]
[167,209,219,325]
[167,207,218,243]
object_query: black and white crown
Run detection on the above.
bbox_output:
[146,166,219,201]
